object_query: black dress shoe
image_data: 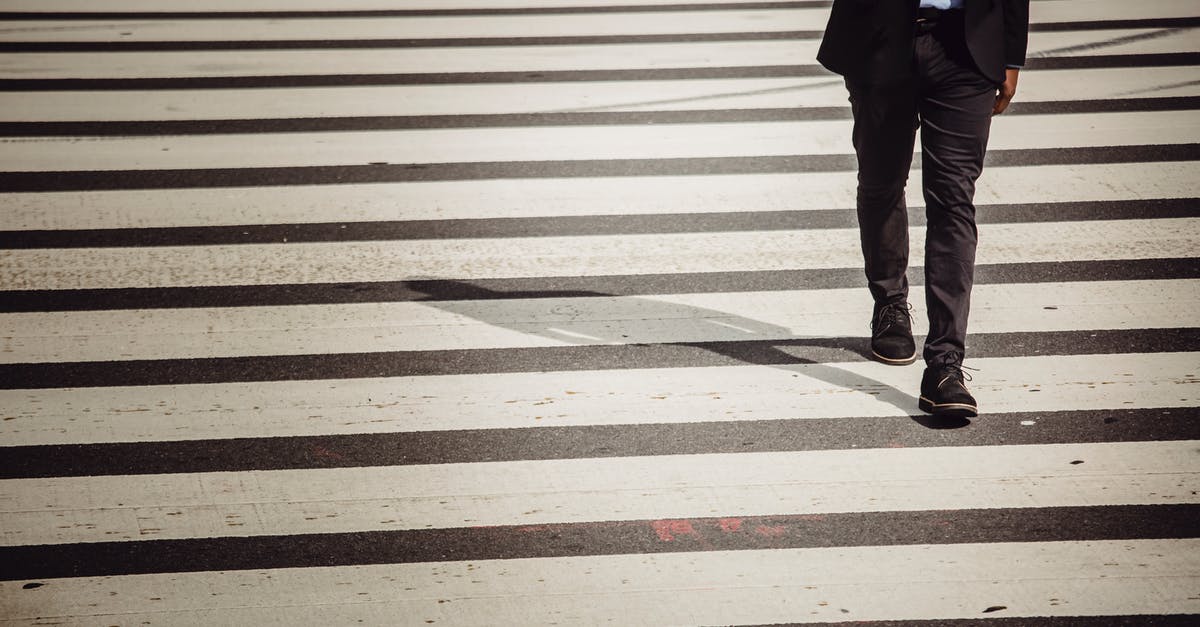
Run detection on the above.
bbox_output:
[870,301,917,365]
[919,357,978,418]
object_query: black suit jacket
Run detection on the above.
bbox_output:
[817,0,1030,85]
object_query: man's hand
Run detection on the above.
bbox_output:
[993,67,1020,115]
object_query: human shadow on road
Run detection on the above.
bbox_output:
[404,279,967,430]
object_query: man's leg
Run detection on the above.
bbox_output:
[845,78,921,364]
[913,16,997,416]
[915,24,997,367]
[846,79,919,309]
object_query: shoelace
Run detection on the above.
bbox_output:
[934,355,977,387]
[872,302,913,335]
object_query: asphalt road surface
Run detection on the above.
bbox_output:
[1,0,1198,624]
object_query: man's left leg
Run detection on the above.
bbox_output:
[914,19,998,417]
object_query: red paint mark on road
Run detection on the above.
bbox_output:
[754,524,787,538]
[651,519,698,542]
[718,518,744,533]
[311,445,343,460]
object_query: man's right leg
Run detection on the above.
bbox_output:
[845,79,920,364]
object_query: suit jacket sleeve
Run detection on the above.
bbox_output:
[1003,0,1031,67]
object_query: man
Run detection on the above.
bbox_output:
[817,0,1030,418]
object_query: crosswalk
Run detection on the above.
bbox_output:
[1,0,1198,624]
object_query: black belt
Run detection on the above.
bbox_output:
[917,7,943,22]
[916,7,961,33]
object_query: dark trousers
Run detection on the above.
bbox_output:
[846,12,997,366]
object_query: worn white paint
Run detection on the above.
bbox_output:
[2,67,1197,124]
[3,218,1197,289]
[1,110,1195,172]
[1,441,1196,545]
[0,0,803,11]
[0,40,819,78]
[0,352,1195,445]
[1031,0,1200,22]
[3,161,1196,230]
[0,76,849,120]
[1,27,1195,79]
[0,280,1194,363]
[3,540,1198,623]
[2,0,1195,19]
[1024,26,1200,58]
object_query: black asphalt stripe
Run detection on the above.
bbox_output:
[1025,53,1200,70]
[3,408,1194,479]
[1,505,1195,581]
[5,199,1195,249]
[0,66,829,91]
[4,108,853,138]
[0,31,819,53]
[3,145,1195,192]
[981,144,1200,167]
[1031,17,1200,31]
[1,328,1195,389]
[0,3,833,20]
[0,154,855,193]
[1006,95,1200,115]
[3,259,1196,313]
[747,616,1200,627]
[2,97,1195,137]
[1,54,1195,91]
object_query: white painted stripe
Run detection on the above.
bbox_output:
[2,111,1195,172]
[9,120,860,172]
[1,352,1195,446]
[7,0,1197,18]
[0,0,796,11]
[0,41,817,79]
[1026,27,1200,58]
[1,28,1195,80]
[4,162,1196,230]
[3,218,1196,289]
[5,1,1198,45]
[1,441,1196,545]
[1027,0,1200,23]
[3,354,1195,446]
[0,10,825,42]
[2,67,1196,123]
[1,0,1196,22]
[2,280,1194,363]
[0,77,849,120]
[2,541,1198,624]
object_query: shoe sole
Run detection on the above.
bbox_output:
[918,396,978,418]
[871,349,918,366]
